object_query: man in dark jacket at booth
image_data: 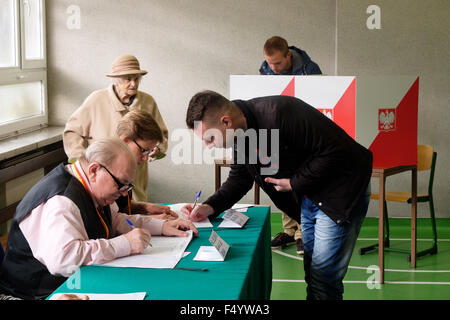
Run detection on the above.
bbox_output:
[259,36,322,75]
[182,90,372,300]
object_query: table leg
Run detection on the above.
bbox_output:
[254,184,260,205]
[378,173,386,284]
[215,164,221,191]
[411,167,417,268]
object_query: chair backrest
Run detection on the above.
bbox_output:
[417,145,434,171]
[417,144,437,195]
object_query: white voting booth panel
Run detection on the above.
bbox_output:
[230,75,419,168]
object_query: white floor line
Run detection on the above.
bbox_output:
[271,249,450,273]
[272,236,450,242]
[271,237,450,242]
[358,238,450,242]
[384,281,450,285]
[272,279,450,285]
[273,249,304,261]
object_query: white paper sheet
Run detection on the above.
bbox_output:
[100,230,193,269]
[231,204,254,212]
[50,292,146,300]
[169,203,213,228]
[193,246,224,261]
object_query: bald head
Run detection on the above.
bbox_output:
[79,138,137,207]
[81,138,136,171]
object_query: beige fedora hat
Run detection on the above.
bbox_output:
[107,55,148,77]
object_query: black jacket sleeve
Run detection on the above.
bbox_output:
[203,163,254,218]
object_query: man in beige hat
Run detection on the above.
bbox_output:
[63,54,170,215]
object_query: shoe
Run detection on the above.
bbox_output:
[296,238,304,255]
[271,232,295,249]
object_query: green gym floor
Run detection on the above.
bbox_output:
[270,213,450,300]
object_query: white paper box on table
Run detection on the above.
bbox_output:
[194,231,230,261]
[230,75,419,168]
[218,209,249,228]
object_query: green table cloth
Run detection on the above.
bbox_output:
[49,206,272,300]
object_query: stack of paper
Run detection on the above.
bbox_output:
[100,230,193,269]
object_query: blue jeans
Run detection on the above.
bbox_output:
[301,185,371,300]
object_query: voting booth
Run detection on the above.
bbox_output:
[229,75,419,168]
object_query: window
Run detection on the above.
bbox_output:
[0,0,47,139]
[0,0,18,68]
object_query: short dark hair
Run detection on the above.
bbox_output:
[264,36,289,56]
[186,90,231,129]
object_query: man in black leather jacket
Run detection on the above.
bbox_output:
[182,90,372,300]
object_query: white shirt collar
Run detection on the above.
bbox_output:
[68,160,100,208]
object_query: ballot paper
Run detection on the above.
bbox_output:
[169,203,213,228]
[194,231,229,261]
[218,209,249,228]
[231,204,254,212]
[101,230,193,269]
[50,292,146,300]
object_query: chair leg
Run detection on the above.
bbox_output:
[358,200,390,255]
[384,200,390,248]
[429,196,438,254]
[358,243,378,255]
[361,197,438,261]
[407,196,439,262]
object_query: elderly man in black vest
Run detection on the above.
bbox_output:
[0,138,197,300]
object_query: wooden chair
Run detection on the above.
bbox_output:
[359,145,438,261]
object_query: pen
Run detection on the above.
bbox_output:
[192,190,202,211]
[174,267,208,272]
[126,218,152,247]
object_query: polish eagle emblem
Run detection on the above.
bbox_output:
[379,109,396,131]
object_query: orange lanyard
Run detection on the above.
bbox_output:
[72,164,110,239]
[127,192,132,216]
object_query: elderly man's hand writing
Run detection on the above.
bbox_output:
[123,228,151,254]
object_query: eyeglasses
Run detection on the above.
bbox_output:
[133,140,156,156]
[100,164,134,192]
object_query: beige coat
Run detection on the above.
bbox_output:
[63,84,169,202]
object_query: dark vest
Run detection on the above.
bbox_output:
[115,190,133,215]
[0,164,112,300]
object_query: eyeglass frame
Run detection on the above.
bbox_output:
[133,139,159,156]
[100,164,134,193]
